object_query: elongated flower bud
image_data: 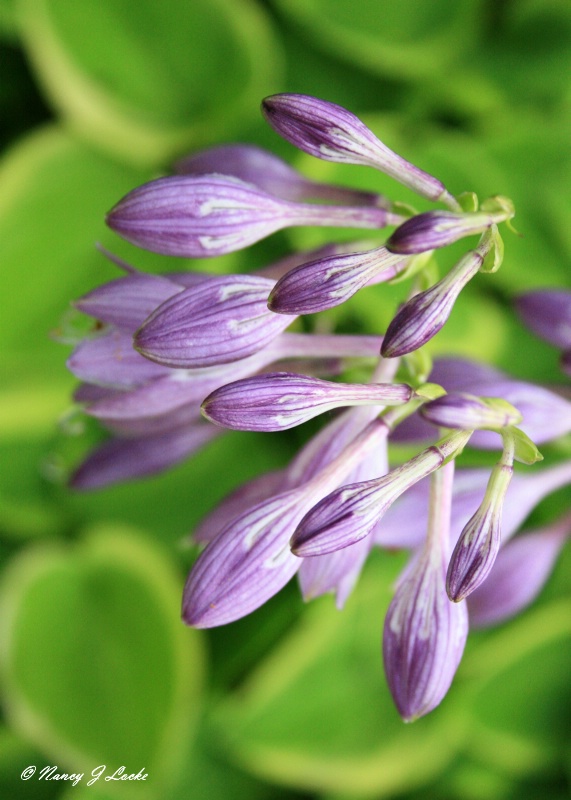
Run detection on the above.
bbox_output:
[262,94,455,205]
[468,513,571,628]
[182,418,389,627]
[381,245,488,358]
[106,174,398,258]
[202,372,413,431]
[383,464,468,721]
[175,143,386,207]
[386,209,508,254]
[291,429,471,556]
[447,437,515,602]
[134,275,294,368]
[421,393,522,431]
[267,245,410,315]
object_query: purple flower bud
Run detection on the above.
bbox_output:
[420,393,522,431]
[383,464,468,721]
[74,272,186,331]
[182,418,389,627]
[175,143,386,207]
[106,174,397,258]
[446,460,514,602]
[425,358,571,448]
[468,514,571,628]
[134,275,294,368]
[67,330,169,388]
[262,94,454,204]
[201,372,413,432]
[386,210,503,255]
[291,430,471,556]
[515,289,571,349]
[267,245,410,315]
[383,561,468,721]
[297,434,388,607]
[381,248,485,357]
[70,421,221,490]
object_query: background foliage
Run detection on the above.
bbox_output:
[1,1,570,798]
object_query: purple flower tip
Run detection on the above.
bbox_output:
[386,210,495,255]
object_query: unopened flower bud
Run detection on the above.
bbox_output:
[421,393,522,431]
[134,275,293,368]
[291,430,471,556]
[262,94,456,205]
[107,174,398,258]
[447,447,515,603]
[202,372,413,431]
[383,464,468,721]
[386,207,512,255]
[267,245,410,315]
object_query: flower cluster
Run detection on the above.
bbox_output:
[67,95,571,721]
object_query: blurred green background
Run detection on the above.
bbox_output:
[1,0,570,798]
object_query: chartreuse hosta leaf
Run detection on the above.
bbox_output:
[210,552,468,797]
[270,0,482,81]
[0,125,153,351]
[17,0,283,165]
[0,524,205,797]
[456,599,571,779]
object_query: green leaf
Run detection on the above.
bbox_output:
[211,552,468,797]
[17,0,283,165]
[459,600,571,777]
[479,227,504,274]
[270,0,485,81]
[0,125,152,351]
[0,523,205,796]
[510,427,543,465]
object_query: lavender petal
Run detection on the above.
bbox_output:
[67,330,169,388]
[70,422,221,490]
[468,515,571,628]
[515,290,571,348]
[175,142,385,206]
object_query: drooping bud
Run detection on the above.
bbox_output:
[134,275,294,368]
[420,393,522,431]
[446,434,516,602]
[468,513,571,628]
[291,429,471,556]
[175,142,387,207]
[106,174,399,258]
[386,206,511,255]
[381,239,492,358]
[402,357,571,448]
[383,463,469,721]
[267,245,410,315]
[262,94,457,206]
[201,372,413,431]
